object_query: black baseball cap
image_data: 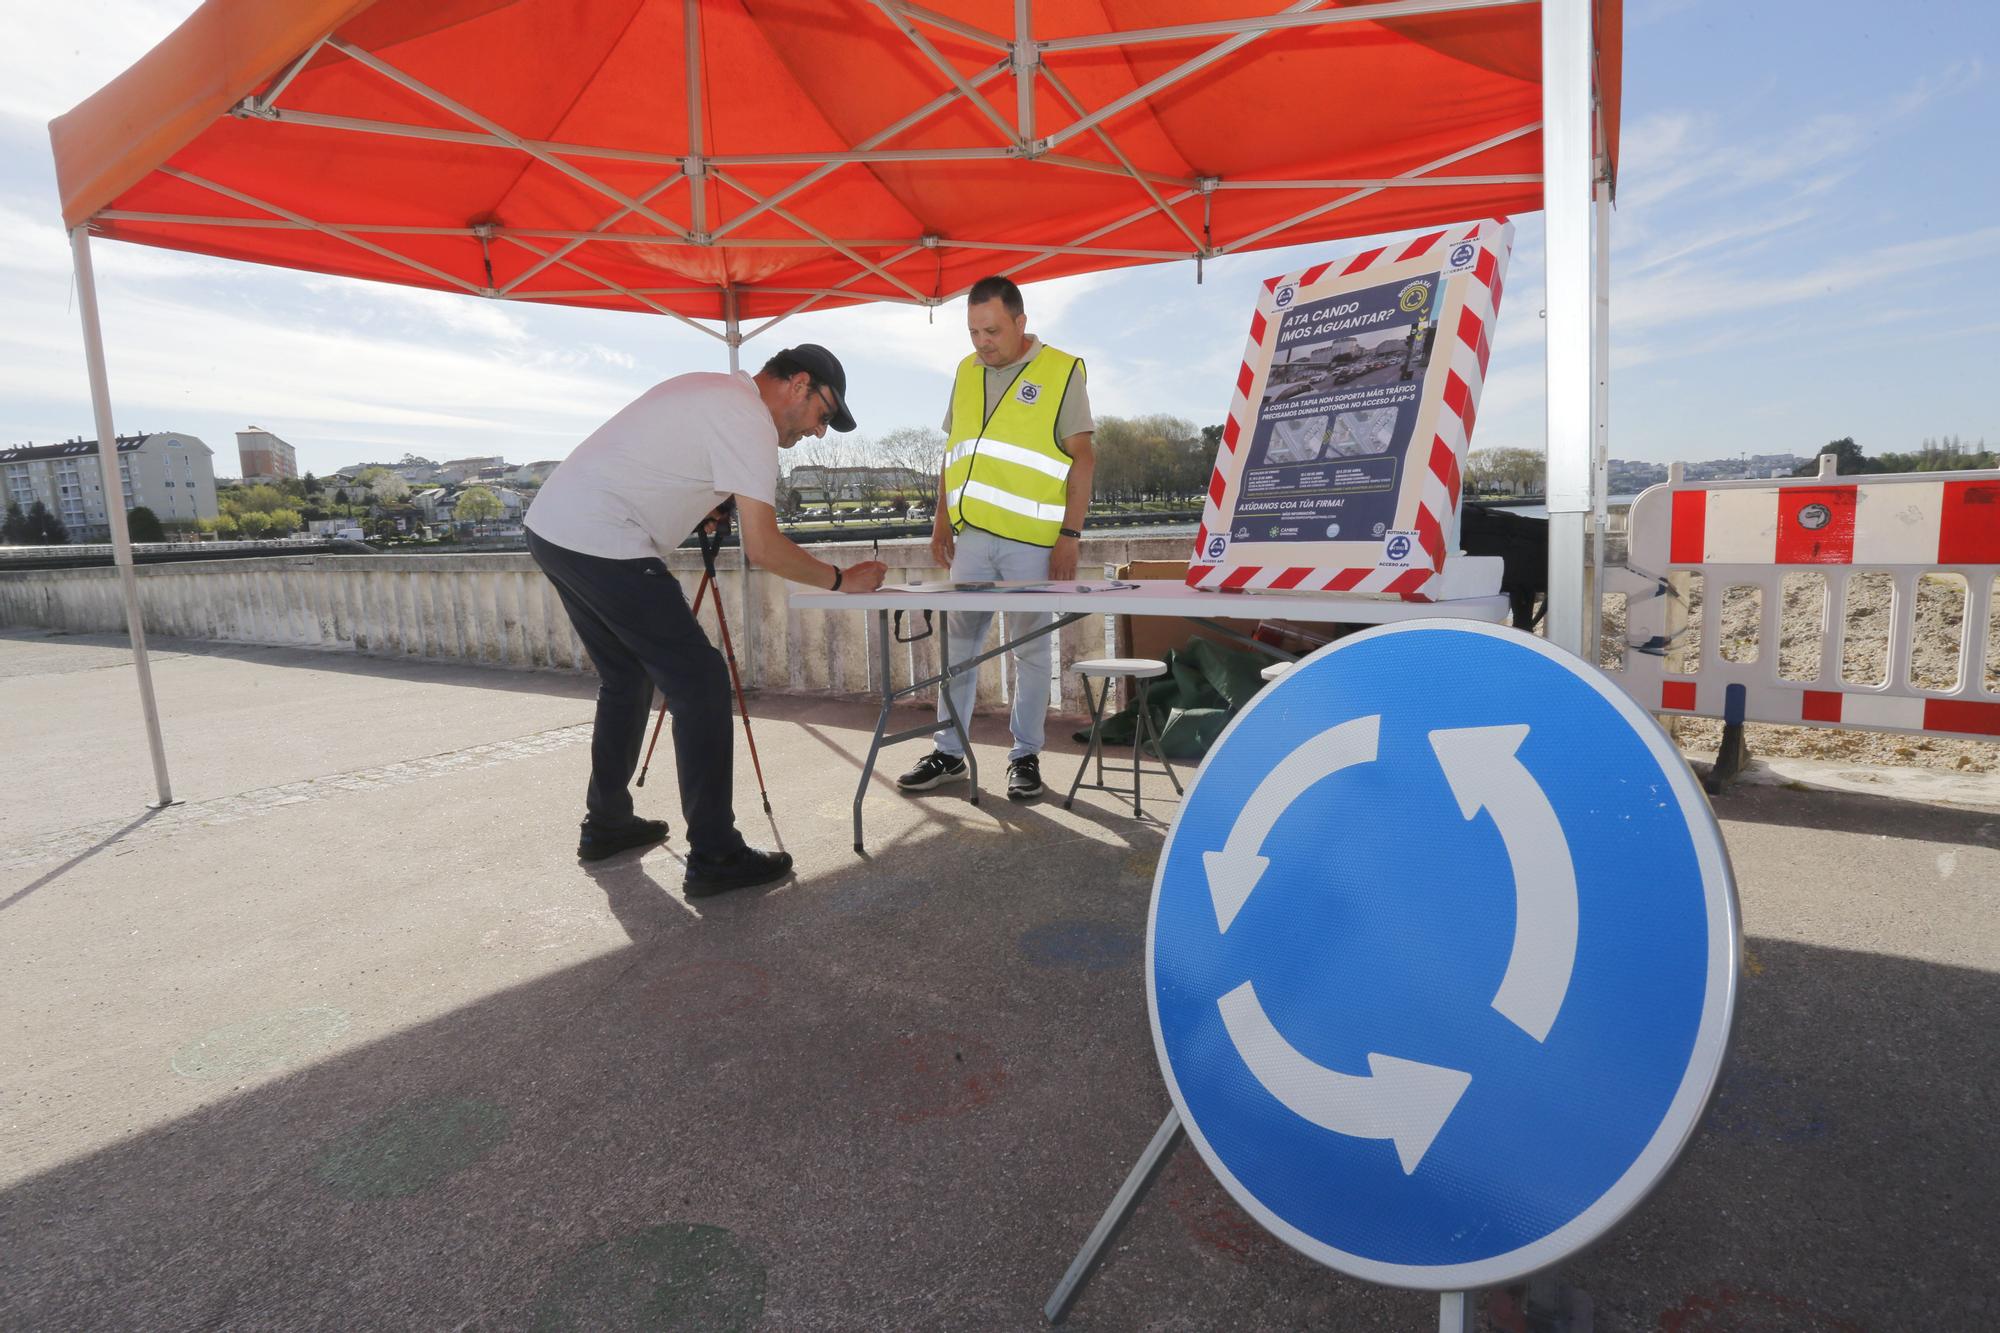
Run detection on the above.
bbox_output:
[780,343,856,432]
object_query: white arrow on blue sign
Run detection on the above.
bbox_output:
[1148,619,1738,1290]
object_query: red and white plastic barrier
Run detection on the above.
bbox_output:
[1610,457,2000,739]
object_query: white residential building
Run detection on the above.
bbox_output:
[2,432,218,540]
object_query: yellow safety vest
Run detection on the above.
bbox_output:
[942,345,1082,547]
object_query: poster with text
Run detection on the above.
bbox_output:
[1187,219,1513,601]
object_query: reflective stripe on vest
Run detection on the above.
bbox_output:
[943,344,1079,547]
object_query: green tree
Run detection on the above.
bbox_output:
[1466,447,1545,494]
[25,500,70,545]
[455,485,502,530]
[333,486,350,508]
[2,502,28,544]
[302,471,322,495]
[126,506,166,542]
[357,467,411,503]
[197,514,241,539]
[1793,437,1868,476]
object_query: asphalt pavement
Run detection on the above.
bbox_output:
[2,629,1995,1331]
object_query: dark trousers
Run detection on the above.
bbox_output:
[527,530,745,857]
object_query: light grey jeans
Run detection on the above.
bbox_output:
[934,527,1053,760]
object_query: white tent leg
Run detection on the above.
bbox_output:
[1539,0,1593,658]
[70,225,175,807]
[1590,169,1612,659]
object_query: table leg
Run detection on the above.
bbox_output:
[851,609,896,853]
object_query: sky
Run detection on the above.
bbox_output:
[0,0,1994,480]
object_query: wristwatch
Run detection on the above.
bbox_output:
[1058,527,1082,539]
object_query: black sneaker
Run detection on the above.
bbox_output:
[1006,754,1044,801]
[684,846,795,898]
[896,750,969,791]
[577,817,670,861]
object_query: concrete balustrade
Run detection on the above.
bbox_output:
[0,536,1198,714]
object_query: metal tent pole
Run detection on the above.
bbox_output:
[725,286,740,372]
[70,225,175,807]
[1539,0,1594,658]
[723,286,759,682]
[1590,163,1613,657]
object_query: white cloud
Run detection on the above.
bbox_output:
[0,0,189,127]
[1617,225,2000,332]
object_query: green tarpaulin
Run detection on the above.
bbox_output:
[1073,638,1273,760]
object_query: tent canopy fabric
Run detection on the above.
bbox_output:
[51,0,1621,334]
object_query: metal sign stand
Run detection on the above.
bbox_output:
[1044,1111,1183,1324]
[1046,1111,1483,1329]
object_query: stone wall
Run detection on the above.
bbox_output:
[0,537,1198,713]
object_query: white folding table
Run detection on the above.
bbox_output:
[790,577,1511,853]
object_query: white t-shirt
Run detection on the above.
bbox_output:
[525,371,778,561]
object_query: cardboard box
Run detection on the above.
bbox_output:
[1114,560,1264,662]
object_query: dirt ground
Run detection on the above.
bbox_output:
[1595,571,2000,775]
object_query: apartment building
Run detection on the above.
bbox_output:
[238,427,299,481]
[1,433,219,540]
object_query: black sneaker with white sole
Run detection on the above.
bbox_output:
[896,750,969,791]
[1006,753,1044,801]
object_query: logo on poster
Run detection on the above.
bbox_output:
[1447,242,1478,273]
[1797,503,1831,531]
[1017,381,1042,405]
[1326,523,1341,538]
[1398,282,1431,313]
[1386,534,1412,561]
[1275,284,1297,310]
[1206,534,1231,560]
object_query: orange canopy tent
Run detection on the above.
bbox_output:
[50,0,1622,804]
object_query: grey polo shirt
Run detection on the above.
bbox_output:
[940,336,1096,451]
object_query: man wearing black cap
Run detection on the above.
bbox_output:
[526,344,885,892]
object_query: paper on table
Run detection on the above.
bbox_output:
[881,579,1141,595]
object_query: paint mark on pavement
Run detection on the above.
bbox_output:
[1658,1285,1865,1332]
[315,1096,510,1199]
[171,1006,351,1080]
[529,1223,765,1332]
[1018,919,1141,972]
[863,1030,1008,1125]
[1701,1059,1829,1144]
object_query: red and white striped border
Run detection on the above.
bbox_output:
[1616,470,2000,741]
[1663,479,2000,567]
[1186,219,1512,601]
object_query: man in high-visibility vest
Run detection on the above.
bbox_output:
[897,275,1096,802]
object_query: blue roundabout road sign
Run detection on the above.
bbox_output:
[1148,620,1738,1290]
